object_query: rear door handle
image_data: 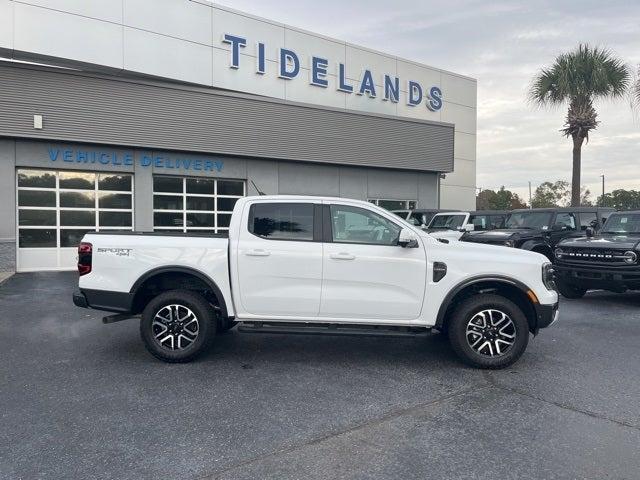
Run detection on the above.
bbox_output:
[245,249,271,257]
[330,252,355,260]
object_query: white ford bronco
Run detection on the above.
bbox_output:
[73,196,558,368]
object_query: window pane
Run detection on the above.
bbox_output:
[60,191,95,208]
[154,212,183,227]
[217,213,231,228]
[61,210,95,226]
[18,170,56,188]
[580,212,598,230]
[99,193,132,209]
[18,190,56,207]
[99,174,132,191]
[61,229,92,247]
[153,176,182,193]
[217,180,244,196]
[59,172,95,189]
[249,203,313,241]
[19,229,56,248]
[186,178,214,194]
[377,200,407,211]
[217,197,238,212]
[330,205,400,246]
[554,213,577,230]
[100,211,132,227]
[187,212,214,227]
[186,196,214,211]
[19,209,56,226]
[154,195,183,210]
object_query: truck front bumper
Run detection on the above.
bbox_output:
[535,301,559,330]
[555,264,640,291]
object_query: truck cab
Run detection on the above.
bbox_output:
[426,210,507,241]
[73,196,558,369]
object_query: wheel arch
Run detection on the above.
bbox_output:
[522,240,553,261]
[129,266,229,318]
[436,276,539,334]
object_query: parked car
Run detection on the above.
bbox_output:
[73,195,558,369]
[554,210,640,298]
[460,207,615,261]
[427,210,508,241]
[391,209,458,228]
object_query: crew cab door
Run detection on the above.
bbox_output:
[320,203,427,320]
[235,201,322,317]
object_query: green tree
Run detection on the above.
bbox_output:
[476,186,527,210]
[531,180,591,207]
[598,189,640,210]
[529,44,630,207]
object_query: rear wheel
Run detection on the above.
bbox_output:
[556,279,587,299]
[447,294,529,369]
[140,290,216,363]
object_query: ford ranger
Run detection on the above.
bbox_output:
[73,196,558,368]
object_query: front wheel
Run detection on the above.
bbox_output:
[140,290,216,363]
[556,279,587,299]
[447,294,529,369]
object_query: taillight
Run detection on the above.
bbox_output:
[78,242,92,276]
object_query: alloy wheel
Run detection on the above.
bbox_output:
[152,304,200,350]
[465,309,516,357]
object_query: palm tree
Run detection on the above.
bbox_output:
[635,65,640,105]
[529,44,630,206]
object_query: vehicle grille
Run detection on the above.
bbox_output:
[557,248,632,266]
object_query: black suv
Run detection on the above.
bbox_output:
[554,210,640,298]
[460,207,615,261]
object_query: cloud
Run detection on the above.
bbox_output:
[219,0,640,200]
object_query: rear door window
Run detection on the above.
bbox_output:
[248,203,315,241]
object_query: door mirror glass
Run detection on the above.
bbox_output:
[398,228,419,248]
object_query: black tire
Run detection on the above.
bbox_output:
[447,294,529,369]
[140,289,216,363]
[556,279,587,299]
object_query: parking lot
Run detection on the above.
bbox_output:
[1,272,639,479]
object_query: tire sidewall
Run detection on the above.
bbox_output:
[449,295,529,369]
[140,290,215,363]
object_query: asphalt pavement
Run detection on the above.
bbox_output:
[1,272,639,479]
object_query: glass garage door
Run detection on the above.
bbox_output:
[152,176,245,234]
[16,169,134,271]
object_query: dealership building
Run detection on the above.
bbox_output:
[0,0,477,272]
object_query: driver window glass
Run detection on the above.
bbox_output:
[554,213,577,230]
[579,212,598,230]
[330,205,401,246]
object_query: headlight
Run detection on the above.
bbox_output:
[623,251,637,264]
[542,262,556,291]
[504,240,515,247]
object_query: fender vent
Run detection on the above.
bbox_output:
[433,262,447,282]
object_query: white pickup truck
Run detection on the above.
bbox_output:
[73,196,558,368]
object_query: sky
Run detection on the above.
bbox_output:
[219,0,640,203]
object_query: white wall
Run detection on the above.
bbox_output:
[1,0,477,209]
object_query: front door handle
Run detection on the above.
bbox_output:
[330,252,355,260]
[245,249,271,257]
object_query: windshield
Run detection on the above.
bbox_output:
[602,213,640,234]
[429,214,466,230]
[504,212,552,229]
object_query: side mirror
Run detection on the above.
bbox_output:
[398,228,419,248]
[463,223,475,232]
[585,227,595,238]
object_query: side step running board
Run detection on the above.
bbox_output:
[103,313,137,324]
[237,322,432,338]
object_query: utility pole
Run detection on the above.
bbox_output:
[528,181,532,209]
[600,174,605,206]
